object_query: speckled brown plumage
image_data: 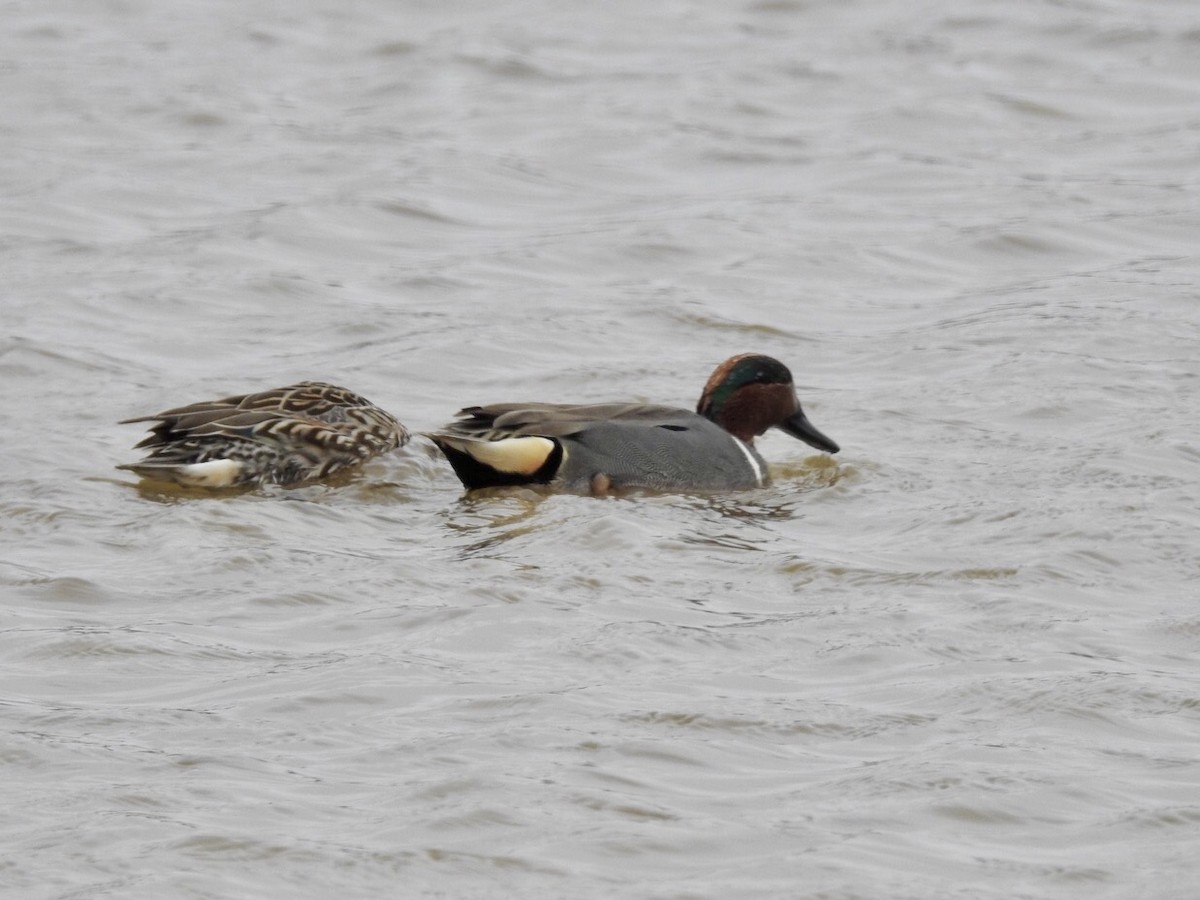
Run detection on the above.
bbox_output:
[119,382,409,487]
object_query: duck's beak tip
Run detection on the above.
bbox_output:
[779,410,839,454]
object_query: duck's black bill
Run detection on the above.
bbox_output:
[779,410,840,454]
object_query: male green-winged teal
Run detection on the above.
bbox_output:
[118,382,409,488]
[429,353,838,494]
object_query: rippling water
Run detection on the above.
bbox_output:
[4,1,1200,897]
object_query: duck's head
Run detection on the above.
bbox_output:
[696,353,840,453]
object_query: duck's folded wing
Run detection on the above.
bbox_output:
[443,402,689,439]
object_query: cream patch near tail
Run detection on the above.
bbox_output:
[121,459,244,488]
[436,435,556,475]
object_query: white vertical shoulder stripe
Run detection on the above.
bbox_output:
[731,438,765,486]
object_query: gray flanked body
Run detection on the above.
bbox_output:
[557,413,764,491]
[445,402,765,492]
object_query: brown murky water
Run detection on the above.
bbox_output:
[4,1,1200,897]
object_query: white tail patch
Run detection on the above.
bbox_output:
[123,459,244,488]
[442,435,556,475]
[174,459,244,487]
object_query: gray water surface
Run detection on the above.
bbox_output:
[3,1,1200,898]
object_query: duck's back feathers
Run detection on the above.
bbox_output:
[443,402,694,439]
[119,382,409,488]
